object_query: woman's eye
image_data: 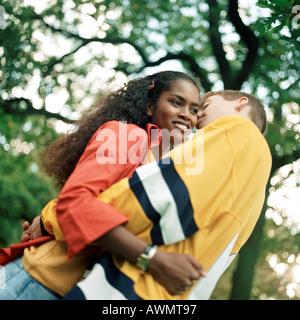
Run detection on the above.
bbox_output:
[172,100,182,107]
[191,108,199,114]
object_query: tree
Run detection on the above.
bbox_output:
[0,114,59,246]
[0,0,299,299]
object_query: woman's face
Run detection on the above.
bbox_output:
[146,79,201,144]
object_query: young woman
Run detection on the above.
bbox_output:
[0,70,205,300]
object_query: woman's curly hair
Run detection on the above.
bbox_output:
[42,71,200,189]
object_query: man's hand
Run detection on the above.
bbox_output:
[20,215,43,242]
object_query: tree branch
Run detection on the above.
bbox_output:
[32,13,149,72]
[127,52,212,92]
[0,97,74,123]
[207,0,232,89]
[228,0,259,90]
[32,11,212,92]
[271,149,300,175]
[46,41,89,73]
[153,52,212,92]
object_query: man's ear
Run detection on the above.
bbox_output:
[235,97,249,111]
[145,99,154,117]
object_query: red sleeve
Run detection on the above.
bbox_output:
[56,121,149,260]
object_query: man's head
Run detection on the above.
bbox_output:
[197,90,267,134]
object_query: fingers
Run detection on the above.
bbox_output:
[155,252,206,296]
[22,221,30,231]
[173,282,195,296]
[176,257,206,295]
[21,221,32,242]
[21,222,31,243]
[173,277,199,296]
[188,255,207,278]
[169,255,207,296]
[20,232,31,243]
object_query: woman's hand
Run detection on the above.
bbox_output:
[20,215,43,242]
[147,250,206,296]
[94,225,206,296]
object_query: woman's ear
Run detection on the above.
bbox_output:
[145,100,154,117]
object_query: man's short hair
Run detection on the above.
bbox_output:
[201,90,267,134]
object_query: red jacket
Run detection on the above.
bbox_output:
[0,121,160,264]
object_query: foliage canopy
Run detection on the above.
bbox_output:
[0,0,299,299]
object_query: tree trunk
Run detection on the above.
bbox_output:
[229,183,270,300]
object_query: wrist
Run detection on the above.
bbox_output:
[136,244,158,271]
[146,249,167,274]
